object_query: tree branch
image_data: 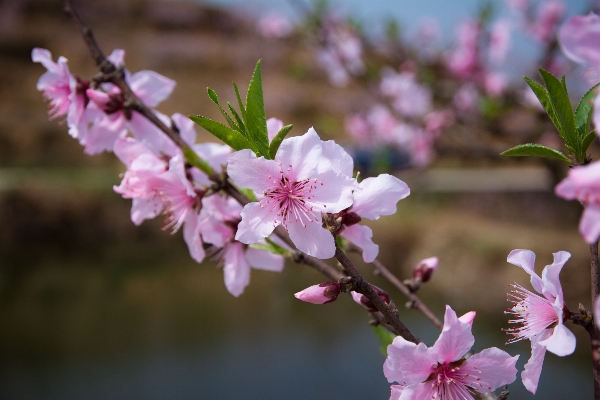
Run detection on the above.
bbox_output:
[334,242,420,343]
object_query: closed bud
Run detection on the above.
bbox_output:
[294,281,341,304]
[350,285,390,312]
[412,256,438,283]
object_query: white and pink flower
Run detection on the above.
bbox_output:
[337,174,410,263]
[227,127,357,259]
[555,162,600,243]
[384,305,518,399]
[505,249,576,394]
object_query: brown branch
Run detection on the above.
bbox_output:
[372,258,443,330]
[345,243,442,329]
[335,242,420,344]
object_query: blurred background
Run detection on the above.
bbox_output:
[0,0,598,398]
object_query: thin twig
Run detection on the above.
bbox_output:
[346,243,441,329]
[335,242,420,343]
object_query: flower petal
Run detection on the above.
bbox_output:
[287,215,335,259]
[580,204,600,244]
[306,170,356,213]
[227,150,281,193]
[266,117,283,141]
[541,251,570,301]
[235,202,279,244]
[183,211,206,263]
[130,197,162,225]
[539,323,576,356]
[223,242,251,297]
[384,338,435,385]
[521,331,551,394]
[507,249,544,295]
[318,139,354,177]
[129,112,180,158]
[84,113,127,154]
[245,247,285,271]
[431,305,475,363]
[558,13,600,67]
[275,127,322,181]
[171,113,197,147]
[129,70,176,107]
[351,174,410,220]
[462,348,519,392]
[341,224,379,262]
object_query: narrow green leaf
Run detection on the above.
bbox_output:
[575,83,600,139]
[371,325,396,356]
[245,60,270,158]
[500,143,571,163]
[228,102,245,132]
[268,124,293,159]
[189,115,253,151]
[233,82,246,121]
[561,74,569,97]
[582,130,597,153]
[206,88,240,131]
[207,88,219,105]
[524,77,565,141]
[539,69,580,158]
[182,146,213,176]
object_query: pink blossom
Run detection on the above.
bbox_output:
[558,13,600,68]
[294,281,341,304]
[350,285,390,312]
[505,249,575,394]
[453,83,479,114]
[266,117,284,141]
[384,305,518,400]
[555,162,600,243]
[529,0,565,43]
[413,256,438,282]
[483,71,508,97]
[258,12,293,38]
[489,19,512,64]
[84,49,176,154]
[200,195,285,297]
[424,110,455,136]
[344,114,372,144]
[227,128,357,259]
[380,70,432,118]
[32,48,90,140]
[338,174,410,262]
[446,20,481,80]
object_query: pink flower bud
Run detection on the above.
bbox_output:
[294,282,341,304]
[350,285,390,312]
[412,256,438,282]
[458,311,476,325]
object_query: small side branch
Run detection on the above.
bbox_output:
[335,242,420,344]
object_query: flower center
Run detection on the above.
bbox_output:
[424,359,492,399]
[262,163,322,229]
[503,282,559,344]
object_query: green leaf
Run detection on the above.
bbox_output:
[207,88,219,104]
[539,69,580,159]
[233,82,246,122]
[582,130,597,153]
[575,83,599,139]
[524,77,563,138]
[371,325,396,356]
[561,74,569,97]
[237,186,257,202]
[228,102,245,132]
[268,124,293,159]
[245,60,270,158]
[206,87,240,131]
[189,115,252,151]
[500,143,571,163]
[182,146,213,176]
